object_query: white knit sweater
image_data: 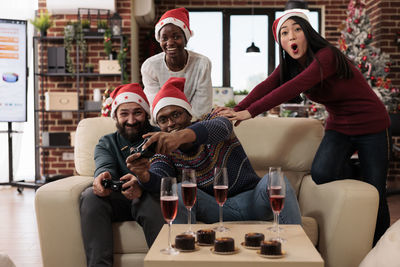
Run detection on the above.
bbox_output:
[141,49,213,119]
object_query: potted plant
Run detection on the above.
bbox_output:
[85,63,94,73]
[233,89,249,104]
[30,10,53,37]
[97,20,108,34]
[224,99,236,108]
[81,19,90,34]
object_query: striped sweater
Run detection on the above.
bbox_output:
[140,114,261,197]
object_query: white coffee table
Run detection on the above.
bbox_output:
[144,224,324,267]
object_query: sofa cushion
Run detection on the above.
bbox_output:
[113,222,148,253]
[359,219,400,267]
[75,117,116,176]
[234,116,324,195]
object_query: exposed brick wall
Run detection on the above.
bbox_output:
[37,0,132,178]
[37,0,400,180]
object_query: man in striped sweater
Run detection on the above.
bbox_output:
[127,77,301,225]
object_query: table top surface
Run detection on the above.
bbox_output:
[144,223,324,267]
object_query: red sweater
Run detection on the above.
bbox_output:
[234,47,390,135]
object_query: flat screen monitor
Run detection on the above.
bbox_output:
[0,18,27,122]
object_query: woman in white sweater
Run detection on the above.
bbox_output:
[141,7,213,119]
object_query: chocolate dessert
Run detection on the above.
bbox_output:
[214,237,235,252]
[260,240,282,255]
[196,229,215,245]
[175,234,195,251]
[244,232,265,247]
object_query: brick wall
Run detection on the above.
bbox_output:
[37,0,132,178]
[38,0,400,179]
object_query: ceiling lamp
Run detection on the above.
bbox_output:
[285,0,309,10]
[246,1,260,53]
[246,42,260,53]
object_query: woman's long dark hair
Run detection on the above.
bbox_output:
[278,16,353,92]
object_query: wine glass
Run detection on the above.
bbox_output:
[181,169,197,236]
[160,177,179,255]
[213,167,229,232]
[267,167,286,242]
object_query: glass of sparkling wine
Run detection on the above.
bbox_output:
[160,177,179,255]
[181,169,197,236]
[267,166,286,242]
[213,167,229,232]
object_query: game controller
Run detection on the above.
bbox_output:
[130,137,157,158]
[101,179,128,192]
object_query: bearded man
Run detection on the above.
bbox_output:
[79,83,164,267]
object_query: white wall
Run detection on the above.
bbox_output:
[0,0,37,182]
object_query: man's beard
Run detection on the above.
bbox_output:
[116,119,151,143]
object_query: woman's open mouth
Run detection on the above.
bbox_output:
[291,43,299,54]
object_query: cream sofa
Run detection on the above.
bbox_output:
[35,116,379,267]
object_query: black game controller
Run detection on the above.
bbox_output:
[130,137,157,158]
[101,179,128,192]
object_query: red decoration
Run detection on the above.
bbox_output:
[372,53,376,57]
[347,28,353,33]
[354,19,360,24]
[360,44,365,49]
[384,67,390,72]
[367,33,372,39]
[370,76,375,80]
[362,56,367,61]
[358,64,363,69]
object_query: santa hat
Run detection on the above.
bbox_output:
[152,77,192,123]
[155,7,193,43]
[106,83,150,119]
[272,9,309,43]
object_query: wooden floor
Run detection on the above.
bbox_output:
[0,186,399,267]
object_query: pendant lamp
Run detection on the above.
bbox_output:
[246,2,260,53]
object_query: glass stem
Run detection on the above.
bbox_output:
[276,212,280,239]
[273,212,278,230]
[188,207,192,231]
[219,204,223,228]
[168,222,172,249]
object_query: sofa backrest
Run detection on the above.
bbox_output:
[74,117,116,176]
[74,116,324,187]
[234,116,324,193]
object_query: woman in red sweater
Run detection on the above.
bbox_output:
[216,10,390,245]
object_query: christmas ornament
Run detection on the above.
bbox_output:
[354,19,360,24]
[360,44,365,49]
[347,28,353,33]
[362,56,367,61]
[367,33,372,39]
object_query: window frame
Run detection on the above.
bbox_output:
[188,8,321,87]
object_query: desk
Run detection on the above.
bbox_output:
[144,224,324,267]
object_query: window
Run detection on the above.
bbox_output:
[186,12,222,86]
[188,8,321,92]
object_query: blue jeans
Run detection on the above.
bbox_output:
[311,129,390,244]
[175,175,302,225]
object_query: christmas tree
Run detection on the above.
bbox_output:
[338,0,399,112]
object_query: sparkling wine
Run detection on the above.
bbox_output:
[160,196,178,223]
[268,185,283,196]
[181,183,197,208]
[270,195,285,212]
[214,185,228,205]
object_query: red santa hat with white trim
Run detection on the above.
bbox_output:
[272,9,309,43]
[155,7,193,43]
[151,77,192,123]
[106,83,150,119]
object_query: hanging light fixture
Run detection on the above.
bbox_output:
[285,0,308,10]
[246,1,260,53]
[246,42,260,53]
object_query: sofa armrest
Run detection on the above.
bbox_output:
[298,175,379,267]
[35,176,93,267]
